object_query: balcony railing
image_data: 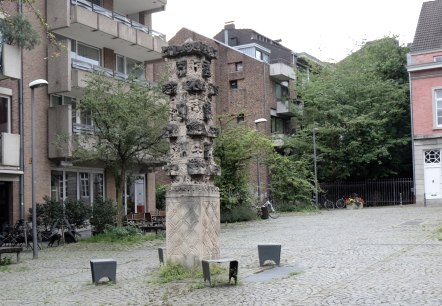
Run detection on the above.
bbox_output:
[71,0,166,40]
[73,122,95,135]
[71,58,151,83]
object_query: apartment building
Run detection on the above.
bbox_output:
[155,24,304,197]
[0,0,167,228]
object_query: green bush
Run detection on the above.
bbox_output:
[64,198,91,227]
[31,197,90,229]
[221,205,257,223]
[156,184,168,210]
[90,198,117,233]
[82,225,159,244]
[277,200,316,212]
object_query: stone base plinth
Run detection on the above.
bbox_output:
[165,185,220,268]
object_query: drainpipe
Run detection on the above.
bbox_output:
[18,0,25,220]
[408,71,416,205]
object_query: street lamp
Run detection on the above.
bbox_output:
[254,118,267,201]
[313,128,318,207]
[29,79,48,259]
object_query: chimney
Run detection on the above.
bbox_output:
[224,21,235,45]
[224,21,235,30]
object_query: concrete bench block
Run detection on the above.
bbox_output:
[258,244,281,266]
[158,247,166,265]
[202,258,238,286]
[90,259,117,285]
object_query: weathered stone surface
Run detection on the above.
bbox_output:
[163,41,220,268]
[166,187,220,268]
[162,41,218,60]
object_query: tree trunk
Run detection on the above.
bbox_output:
[115,163,126,227]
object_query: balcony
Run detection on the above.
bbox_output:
[48,39,150,94]
[276,100,301,117]
[0,132,20,167]
[0,43,21,80]
[47,0,167,63]
[270,59,296,81]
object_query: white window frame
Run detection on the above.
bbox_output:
[71,40,101,67]
[0,95,11,133]
[115,54,144,80]
[79,172,90,198]
[434,88,442,128]
[51,168,105,204]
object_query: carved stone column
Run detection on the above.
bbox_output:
[162,42,221,268]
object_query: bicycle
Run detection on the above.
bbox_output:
[317,195,334,210]
[257,199,281,219]
[335,196,346,209]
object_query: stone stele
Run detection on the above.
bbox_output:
[162,41,221,268]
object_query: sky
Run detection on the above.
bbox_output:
[153,0,426,63]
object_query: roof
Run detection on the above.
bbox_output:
[213,28,293,62]
[411,0,442,53]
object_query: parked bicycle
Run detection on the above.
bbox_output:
[335,195,346,209]
[317,194,334,210]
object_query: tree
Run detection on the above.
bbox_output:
[213,117,273,221]
[293,37,411,181]
[75,73,169,225]
[266,153,314,207]
[0,0,64,52]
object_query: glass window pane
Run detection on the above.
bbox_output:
[263,53,269,63]
[116,55,125,73]
[126,57,144,79]
[66,171,78,200]
[51,170,64,201]
[77,43,100,65]
[275,84,282,100]
[50,95,62,107]
[0,97,9,133]
[436,90,442,99]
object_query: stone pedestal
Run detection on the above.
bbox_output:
[166,185,220,267]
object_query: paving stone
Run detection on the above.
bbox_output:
[0,205,442,305]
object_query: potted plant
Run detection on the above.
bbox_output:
[345,194,364,209]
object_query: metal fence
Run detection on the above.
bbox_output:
[320,178,414,207]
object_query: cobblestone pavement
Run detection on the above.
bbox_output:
[1,205,442,305]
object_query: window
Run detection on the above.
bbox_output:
[435,89,442,127]
[230,80,238,89]
[275,83,289,102]
[271,116,285,134]
[434,56,442,63]
[235,62,243,72]
[71,40,101,66]
[51,170,104,203]
[0,95,10,133]
[425,150,441,164]
[256,49,269,63]
[80,172,90,198]
[115,54,144,80]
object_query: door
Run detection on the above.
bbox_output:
[134,177,145,213]
[424,150,441,199]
